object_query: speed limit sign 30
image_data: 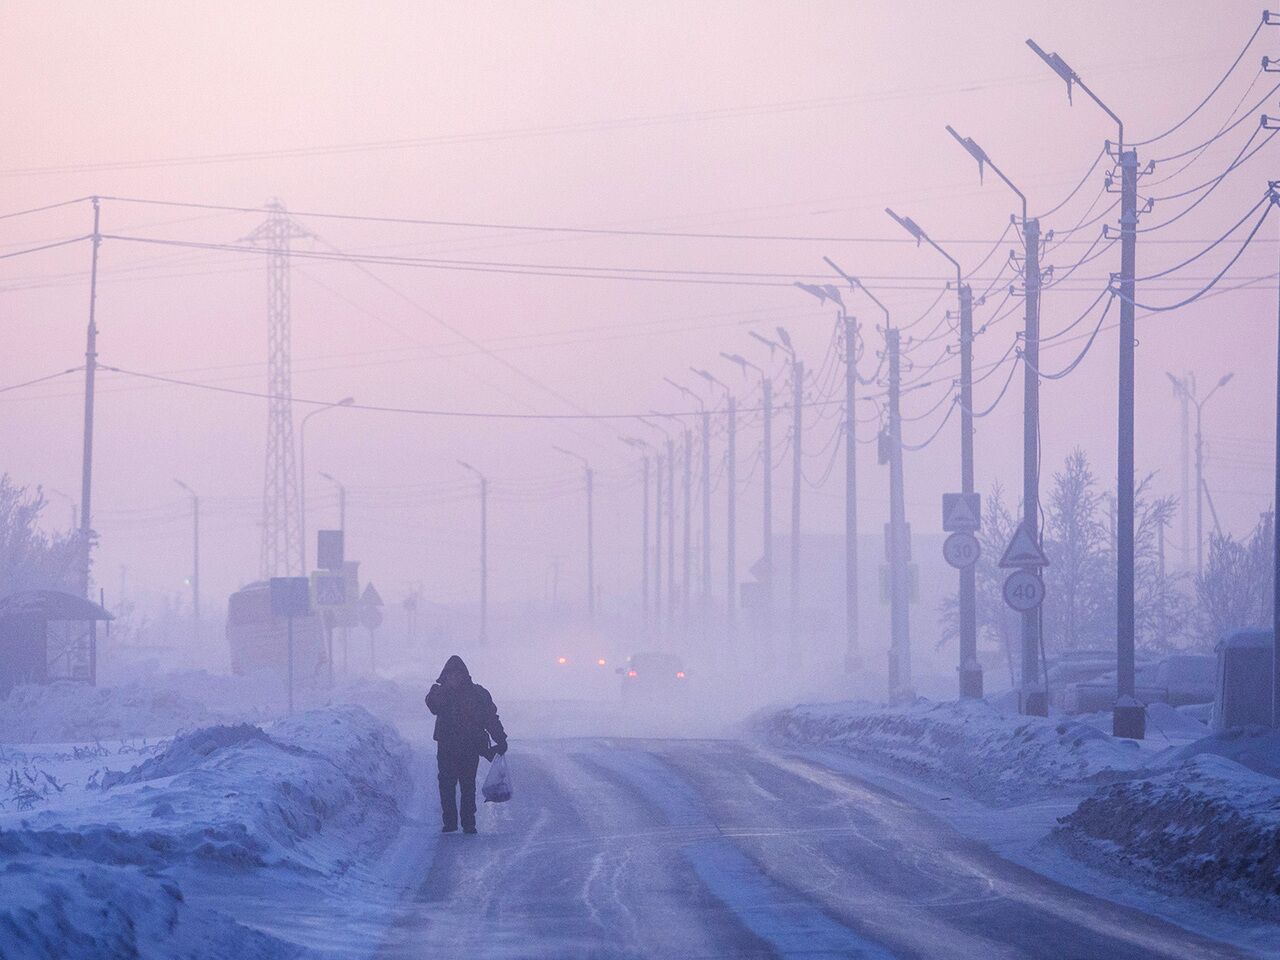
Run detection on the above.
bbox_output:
[942,531,980,569]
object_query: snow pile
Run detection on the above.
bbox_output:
[0,679,219,743]
[760,698,1146,801]
[0,705,411,959]
[1057,753,1280,915]
[0,860,298,960]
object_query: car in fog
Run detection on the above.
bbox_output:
[1058,654,1215,714]
[617,651,688,703]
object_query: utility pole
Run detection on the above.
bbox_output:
[667,437,676,635]
[1272,179,1280,729]
[1167,373,1233,576]
[887,327,912,698]
[174,481,200,657]
[665,378,706,642]
[1173,372,1193,572]
[843,314,858,674]
[701,408,712,625]
[682,429,692,633]
[790,355,804,661]
[695,367,736,636]
[1028,37,1144,737]
[946,125,1048,708]
[623,436,652,637]
[554,446,595,623]
[654,447,664,630]
[79,197,102,685]
[748,333,780,655]
[886,207,978,699]
[458,461,488,643]
[828,269,899,693]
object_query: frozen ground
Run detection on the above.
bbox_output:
[760,697,1280,954]
[2,673,1276,959]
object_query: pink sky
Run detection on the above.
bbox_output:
[1,1,1275,616]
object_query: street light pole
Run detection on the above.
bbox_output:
[174,480,200,658]
[299,396,354,572]
[886,207,979,701]
[458,461,488,644]
[554,445,595,623]
[1167,373,1234,576]
[945,123,1044,712]
[1028,37,1143,739]
[695,368,736,636]
[824,269,906,695]
[665,378,710,637]
[622,436,653,638]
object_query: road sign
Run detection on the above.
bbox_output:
[1003,570,1045,612]
[998,523,1049,568]
[360,604,384,631]
[942,493,981,532]
[269,577,310,618]
[749,556,772,581]
[361,582,383,607]
[942,531,981,569]
[313,573,347,607]
[317,530,344,571]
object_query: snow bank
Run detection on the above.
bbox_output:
[0,705,411,959]
[760,698,1146,802]
[1057,753,1280,916]
[0,679,218,743]
[0,860,298,960]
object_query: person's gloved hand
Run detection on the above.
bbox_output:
[496,741,508,756]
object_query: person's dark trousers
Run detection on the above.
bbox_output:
[437,745,481,830]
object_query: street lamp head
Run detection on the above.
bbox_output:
[1218,372,1235,388]
[749,330,779,354]
[885,207,924,244]
[1026,38,1077,100]
[945,124,988,182]
[691,367,714,384]
[775,327,794,353]
[337,397,355,407]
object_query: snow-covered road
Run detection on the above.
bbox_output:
[376,739,1252,960]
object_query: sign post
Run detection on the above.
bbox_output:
[998,522,1050,714]
[270,577,310,715]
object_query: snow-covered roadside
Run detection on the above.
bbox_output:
[758,697,1148,803]
[758,698,1280,953]
[1057,752,1280,917]
[0,704,413,959]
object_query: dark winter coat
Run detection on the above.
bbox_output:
[425,655,507,759]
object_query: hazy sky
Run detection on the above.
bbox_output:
[2,1,1276,617]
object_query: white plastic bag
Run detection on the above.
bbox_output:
[482,754,513,803]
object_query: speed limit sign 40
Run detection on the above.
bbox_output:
[1003,570,1045,612]
[942,531,980,569]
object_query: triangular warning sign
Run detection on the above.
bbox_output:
[942,492,980,531]
[361,582,384,606]
[999,523,1049,569]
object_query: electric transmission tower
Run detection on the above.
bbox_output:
[246,199,309,578]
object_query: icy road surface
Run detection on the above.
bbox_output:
[376,738,1251,960]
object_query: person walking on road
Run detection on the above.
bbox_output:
[425,655,508,834]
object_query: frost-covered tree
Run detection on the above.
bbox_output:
[1196,514,1274,643]
[1041,449,1111,652]
[0,475,86,597]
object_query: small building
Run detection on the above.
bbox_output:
[0,590,113,695]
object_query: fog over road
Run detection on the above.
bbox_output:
[376,738,1249,960]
